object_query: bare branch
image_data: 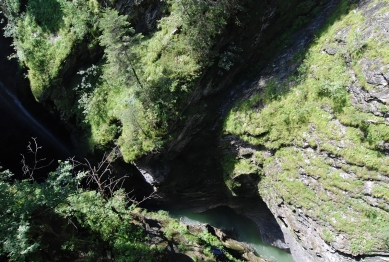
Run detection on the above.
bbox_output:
[69,147,128,201]
[129,187,161,206]
[68,146,159,207]
[20,137,54,179]
[67,218,78,230]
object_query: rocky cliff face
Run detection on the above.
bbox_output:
[132,0,332,254]
[222,0,389,261]
[124,0,358,257]
[7,0,389,260]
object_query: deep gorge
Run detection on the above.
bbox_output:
[1,0,389,261]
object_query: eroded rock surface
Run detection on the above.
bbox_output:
[223,0,389,261]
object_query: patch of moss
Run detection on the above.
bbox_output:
[221,154,261,195]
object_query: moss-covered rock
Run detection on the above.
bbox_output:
[132,209,265,261]
[223,0,389,260]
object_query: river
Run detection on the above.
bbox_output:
[170,206,294,262]
[0,58,293,261]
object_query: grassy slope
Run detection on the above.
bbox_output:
[223,0,389,255]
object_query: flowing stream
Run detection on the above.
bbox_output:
[170,206,294,262]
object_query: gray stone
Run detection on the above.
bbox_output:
[324,44,338,55]
[371,88,389,103]
[135,157,170,185]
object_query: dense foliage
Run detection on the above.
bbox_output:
[0,158,249,261]
[84,0,243,161]
[1,0,244,161]
[5,0,386,259]
[0,160,158,261]
[1,0,99,98]
[1,0,324,162]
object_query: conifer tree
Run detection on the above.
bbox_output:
[99,9,143,88]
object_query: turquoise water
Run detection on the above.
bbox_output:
[170,206,294,262]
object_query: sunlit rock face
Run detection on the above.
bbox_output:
[222,0,389,261]
[7,0,389,260]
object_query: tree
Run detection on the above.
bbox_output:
[0,161,84,261]
[0,0,19,20]
[99,9,143,89]
[0,141,158,261]
[173,0,241,61]
[0,0,20,38]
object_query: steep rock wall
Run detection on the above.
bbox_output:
[5,0,376,259]
[223,0,389,261]
[131,0,337,253]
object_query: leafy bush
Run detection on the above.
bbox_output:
[81,1,242,161]
[0,155,153,261]
[9,0,98,100]
[0,162,85,261]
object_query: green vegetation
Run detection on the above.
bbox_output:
[144,210,245,262]
[7,0,99,100]
[221,154,262,195]
[85,0,244,161]
[223,0,389,255]
[0,158,162,261]
[2,0,244,161]
[6,0,386,259]
[1,0,326,162]
[0,151,245,261]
